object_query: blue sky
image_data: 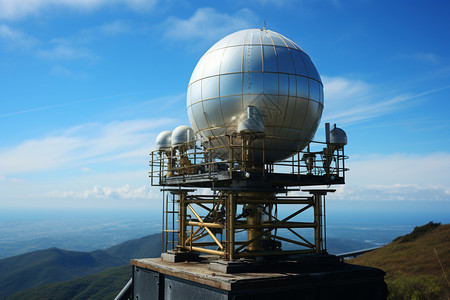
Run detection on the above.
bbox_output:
[0,0,449,222]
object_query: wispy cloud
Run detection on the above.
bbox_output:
[46,184,157,199]
[397,52,440,64]
[0,118,176,176]
[351,152,450,186]
[328,152,450,202]
[322,75,394,125]
[0,0,159,20]
[98,20,131,36]
[37,44,98,60]
[1,20,133,63]
[0,90,153,119]
[162,8,258,46]
[80,167,93,173]
[323,76,370,103]
[0,136,83,174]
[37,20,133,61]
[235,0,341,9]
[49,65,87,77]
[0,24,40,50]
[53,20,133,45]
[241,0,291,7]
[333,184,450,202]
[322,75,450,126]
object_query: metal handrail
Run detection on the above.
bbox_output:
[149,136,348,186]
[114,278,132,300]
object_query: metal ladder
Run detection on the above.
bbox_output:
[162,190,180,253]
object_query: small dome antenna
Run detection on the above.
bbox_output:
[263,20,267,30]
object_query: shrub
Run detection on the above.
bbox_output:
[387,274,448,300]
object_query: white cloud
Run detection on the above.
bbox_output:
[239,0,341,9]
[322,75,401,125]
[348,152,450,186]
[80,166,92,172]
[0,0,159,20]
[0,21,125,61]
[37,44,97,60]
[397,52,439,64]
[34,20,132,61]
[0,136,83,174]
[99,20,131,36]
[321,76,449,126]
[0,175,23,183]
[328,152,450,202]
[0,24,40,49]
[322,76,370,103]
[58,20,133,45]
[86,184,153,199]
[50,65,89,78]
[1,91,158,119]
[46,184,157,199]
[162,8,258,44]
[332,184,450,202]
[0,118,176,176]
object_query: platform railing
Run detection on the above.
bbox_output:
[149,135,348,187]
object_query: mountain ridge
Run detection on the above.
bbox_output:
[5,224,448,299]
[7,265,131,300]
[0,233,161,299]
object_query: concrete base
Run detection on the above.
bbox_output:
[161,250,201,263]
[131,255,387,300]
[208,254,342,274]
[208,260,250,273]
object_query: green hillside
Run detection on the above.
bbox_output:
[6,233,377,299]
[349,222,450,299]
[6,233,162,300]
[7,265,131,300]
[5,226,449,299]
[105,233,161,260]
[0,248,126,299]
[0,233,161,300]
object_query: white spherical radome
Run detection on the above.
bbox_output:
[171,125,195,148]
[187,28,323,163]
[155,131,172,151]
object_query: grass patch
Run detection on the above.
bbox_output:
[393,222,441,243]
[387,274,448,300]
[349,222,450,299]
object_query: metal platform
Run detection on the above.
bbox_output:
[161,171,345,188]
[131,256,387,300]
[150,138,348,189]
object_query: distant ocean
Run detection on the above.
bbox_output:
[0,208,161,259]
[326,200,450,225]
[0,201,448,259]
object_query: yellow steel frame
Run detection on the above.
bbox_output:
[162,191,329,260]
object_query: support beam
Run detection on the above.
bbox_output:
[187,204,224,250]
